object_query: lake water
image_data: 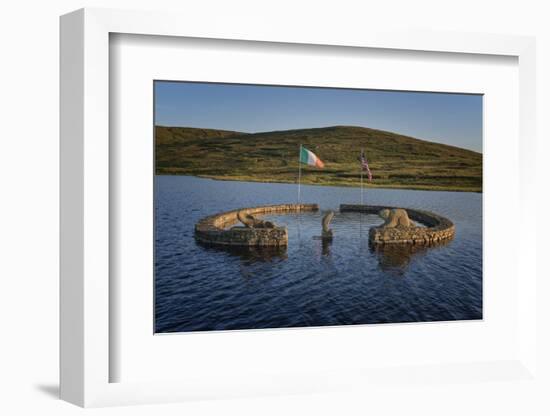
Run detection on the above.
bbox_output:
[155,175,482,333]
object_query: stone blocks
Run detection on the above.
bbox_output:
[195,204,319,247]
[340,204,455,245]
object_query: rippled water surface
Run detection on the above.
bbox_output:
[155,175,482,333]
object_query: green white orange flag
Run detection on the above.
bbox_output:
[299,146,325,168]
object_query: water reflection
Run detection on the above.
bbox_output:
[196,241,288,262]
[370,240,450,276]
[370,243,427,275]
[321,238,332,256]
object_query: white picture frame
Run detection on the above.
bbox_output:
[60,7,537,407]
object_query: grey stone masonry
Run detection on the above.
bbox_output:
[340,204,455,245]
[195,204,319,246]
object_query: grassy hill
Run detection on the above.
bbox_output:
[155,125,482,192]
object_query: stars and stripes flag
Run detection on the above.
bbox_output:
[360,150,372,182]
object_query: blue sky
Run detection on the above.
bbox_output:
[155,81,483,152]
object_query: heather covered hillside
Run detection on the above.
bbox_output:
[155,125,482,192]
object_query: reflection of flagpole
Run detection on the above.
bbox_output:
[360,147,364,205]
[297,144,302,244]
[360,148,363,243]
[298,144,302,205]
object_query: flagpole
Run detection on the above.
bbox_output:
[297,144,302,245]
[298,144,302,206]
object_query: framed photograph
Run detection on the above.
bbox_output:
[60,8,538,407]
[153,80,482,334]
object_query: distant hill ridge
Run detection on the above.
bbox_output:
[155,125,482,192]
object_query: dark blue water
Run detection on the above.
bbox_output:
[155,175,482,333]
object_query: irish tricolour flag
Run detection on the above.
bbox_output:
[300,146,325,168]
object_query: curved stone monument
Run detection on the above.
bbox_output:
[195,203,319,247]
[340,204,455,245]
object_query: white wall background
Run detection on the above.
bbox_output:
[0,1,548,415]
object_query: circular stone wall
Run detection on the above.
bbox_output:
[340,204,455,245]
[195,204,319,247]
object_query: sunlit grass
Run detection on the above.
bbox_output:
[156,125,482,193]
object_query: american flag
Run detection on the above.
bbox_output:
[360,150,372,182]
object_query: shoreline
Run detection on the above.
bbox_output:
[156,173,482,193]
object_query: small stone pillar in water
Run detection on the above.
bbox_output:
[322,211,335,241]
